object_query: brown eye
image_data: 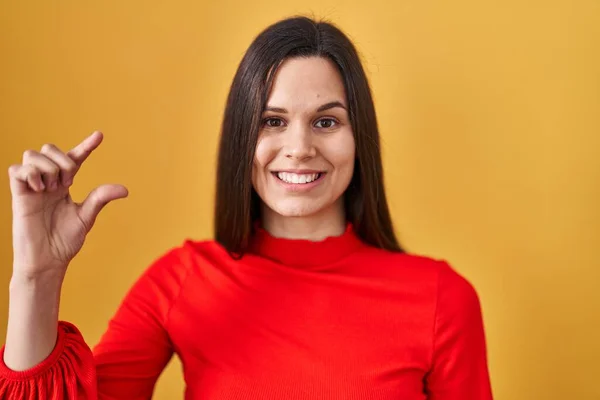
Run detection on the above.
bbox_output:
[264,118,284,128]
[315,118,338,129]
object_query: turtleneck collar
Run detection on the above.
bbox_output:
[247,222,365,269]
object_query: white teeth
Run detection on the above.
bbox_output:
[276,172,321,184]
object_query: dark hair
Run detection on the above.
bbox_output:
[214,15,404,256]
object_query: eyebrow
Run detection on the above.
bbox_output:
[264,101,347,114]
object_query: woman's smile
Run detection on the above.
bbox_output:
[271,170,327,192]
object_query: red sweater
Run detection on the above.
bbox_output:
[0,224,493,399]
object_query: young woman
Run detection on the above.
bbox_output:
[0,16,493,400]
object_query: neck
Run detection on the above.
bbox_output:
[260,200,347,241]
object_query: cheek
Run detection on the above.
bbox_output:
[328,133,356,174]
[252,136,277,186]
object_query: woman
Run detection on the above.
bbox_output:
[0,16,493,399]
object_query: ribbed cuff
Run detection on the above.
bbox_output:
[0,321,80,380]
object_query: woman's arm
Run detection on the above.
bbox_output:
[425,262,494,400]
[92,249,189,399]
[3,131,128,383]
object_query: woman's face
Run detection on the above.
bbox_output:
[252,56,356,220]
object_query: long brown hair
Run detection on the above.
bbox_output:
[214,16,404,256]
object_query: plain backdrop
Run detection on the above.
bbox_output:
[1,1,599,399]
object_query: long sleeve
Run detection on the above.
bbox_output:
[0,247,190,400]
[425,262,494,400]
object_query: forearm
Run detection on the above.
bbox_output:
[3,271,63,371]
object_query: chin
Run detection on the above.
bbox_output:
[268,199,325,218]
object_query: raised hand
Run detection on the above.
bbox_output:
[8,131,128,280]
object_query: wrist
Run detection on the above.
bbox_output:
[8,271,62,329]
[9,269,64,294]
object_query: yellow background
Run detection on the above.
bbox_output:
[1,1,599,399]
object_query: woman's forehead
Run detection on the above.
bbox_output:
[266,57,347,111]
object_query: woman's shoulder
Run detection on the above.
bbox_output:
[357,245,443,272]
[150,238,226,265]
[392,252,482,309]
[136,238,223,278]
[359,246,480,296]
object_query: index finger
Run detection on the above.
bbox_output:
[67,130,104,166]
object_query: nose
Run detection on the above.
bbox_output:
[284,123,316,161]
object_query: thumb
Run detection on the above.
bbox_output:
[78,184,129,230]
